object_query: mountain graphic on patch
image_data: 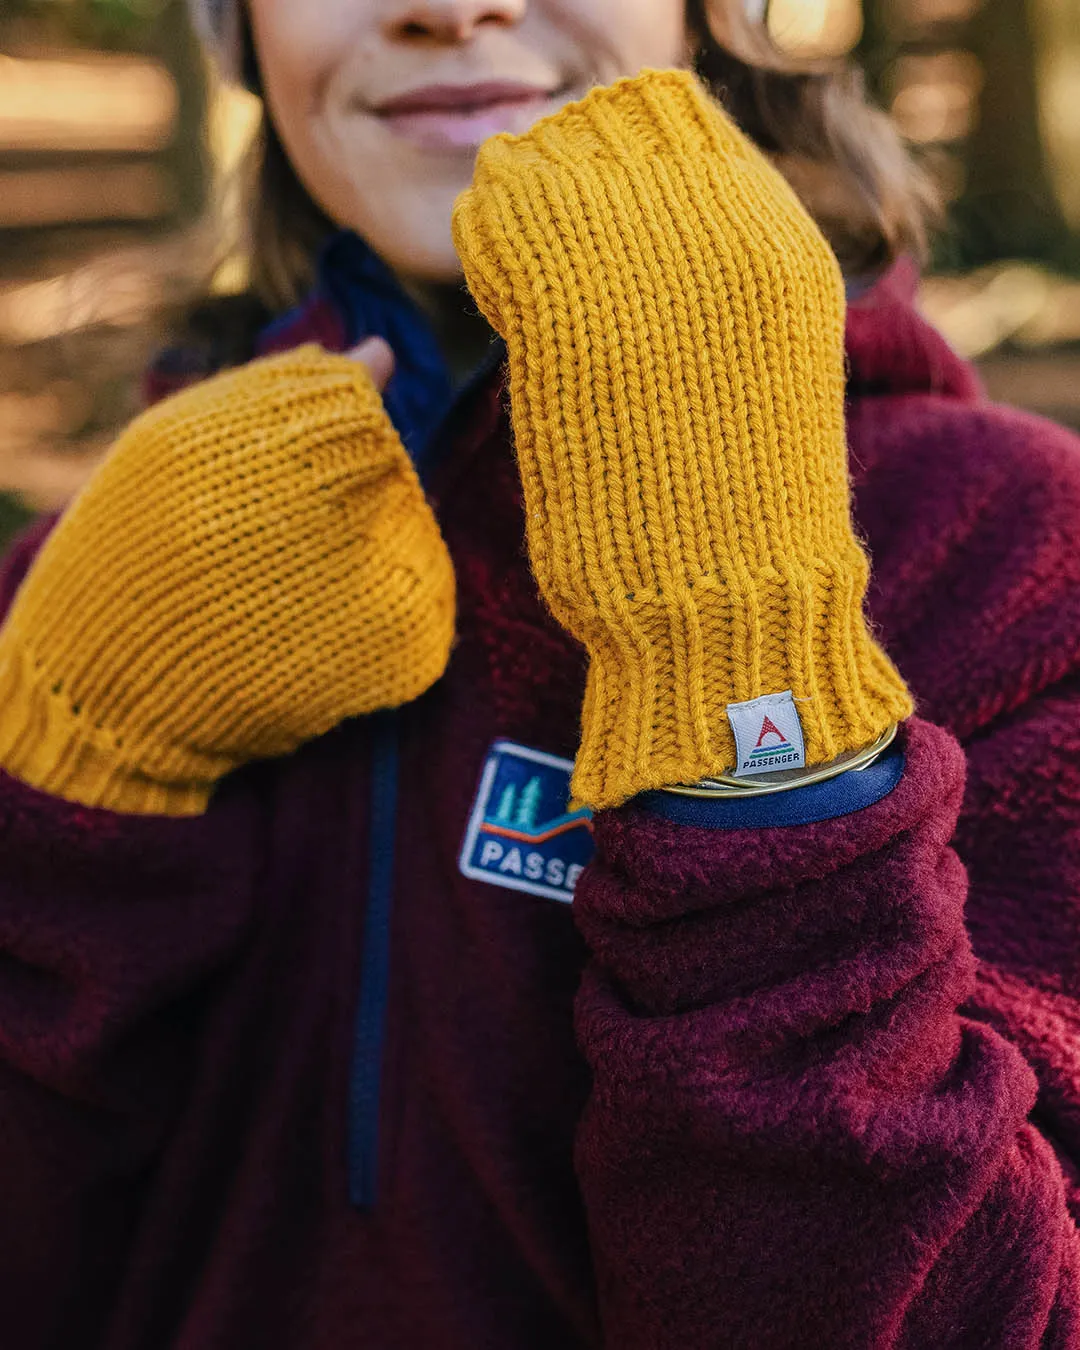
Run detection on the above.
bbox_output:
[748,713,795,759]
[483,773,589,844]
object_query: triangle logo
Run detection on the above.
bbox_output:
[754,714,792,752]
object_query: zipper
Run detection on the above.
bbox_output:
[347,712,399,1209]
[345,339,507,1211]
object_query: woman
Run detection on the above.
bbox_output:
[1,1,1079,1346]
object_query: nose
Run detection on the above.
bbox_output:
[384,0,526,43]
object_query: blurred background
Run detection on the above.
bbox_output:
[1,0,1079,547]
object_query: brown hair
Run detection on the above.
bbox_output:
[688,0,937,275]
[199,1,937,340]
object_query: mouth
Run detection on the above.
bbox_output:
[373,80,566,152]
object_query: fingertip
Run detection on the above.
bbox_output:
[349,336,395,391]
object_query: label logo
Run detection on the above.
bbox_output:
[459,740,595,903]
[750,714,795,760]
[727,691,807,777]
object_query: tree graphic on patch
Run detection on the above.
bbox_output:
[514,776,543,829]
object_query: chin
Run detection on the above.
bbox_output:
[366,232,465,285]
[410,254,468,285]
[346,190,468,284]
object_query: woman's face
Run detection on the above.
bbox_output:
[247,0,692,281]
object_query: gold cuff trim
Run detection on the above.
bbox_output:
[660,723,899,800]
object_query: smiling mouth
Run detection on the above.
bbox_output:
[374,81,566,151]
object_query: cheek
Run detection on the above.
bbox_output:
[547,0,690,76]
[319,134,474,280]
[617,0,691,65]
[247,0,381,231]
[248,0,362,137]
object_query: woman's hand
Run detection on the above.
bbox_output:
[0,340,455,815]
[453,68,912,809]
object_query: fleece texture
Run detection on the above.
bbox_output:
[2,261,1080,1348]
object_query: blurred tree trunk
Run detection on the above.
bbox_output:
[150,0,209,233]
[957,0,1070,263]
[1028,0,1080,253]
[854,0,896,97]
[858,0,1072,268]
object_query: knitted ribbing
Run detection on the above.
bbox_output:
[452,69,914,810]
[0,345,455,814]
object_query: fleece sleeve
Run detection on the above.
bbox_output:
[571,716,1080,1349]
[953,671,1080,1213]
[0,523,263,1350]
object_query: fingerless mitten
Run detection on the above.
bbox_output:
[453,69,913,809]
[0,345,455,814]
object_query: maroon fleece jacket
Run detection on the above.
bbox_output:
[3,262,1080,1349]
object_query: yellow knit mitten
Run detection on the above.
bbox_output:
[453,69,913,810]
[0,345,455,815]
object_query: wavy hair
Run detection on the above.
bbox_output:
[689,0,937,274]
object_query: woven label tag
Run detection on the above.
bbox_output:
[727,691,806,778]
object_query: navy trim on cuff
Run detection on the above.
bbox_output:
[639,747,905,829]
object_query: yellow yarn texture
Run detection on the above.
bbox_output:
[0,345,455,815]
[453,69,913,810]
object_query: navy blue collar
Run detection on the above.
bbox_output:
[319,231,459,468]
[256,230,464,469]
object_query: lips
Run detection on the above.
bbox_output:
[374,81,562,151]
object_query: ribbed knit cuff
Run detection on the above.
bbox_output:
[569,556,914,810]
[0,636,229,815]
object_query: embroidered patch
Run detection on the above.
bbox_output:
[459,741,595,903]
[727,690,807,778]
